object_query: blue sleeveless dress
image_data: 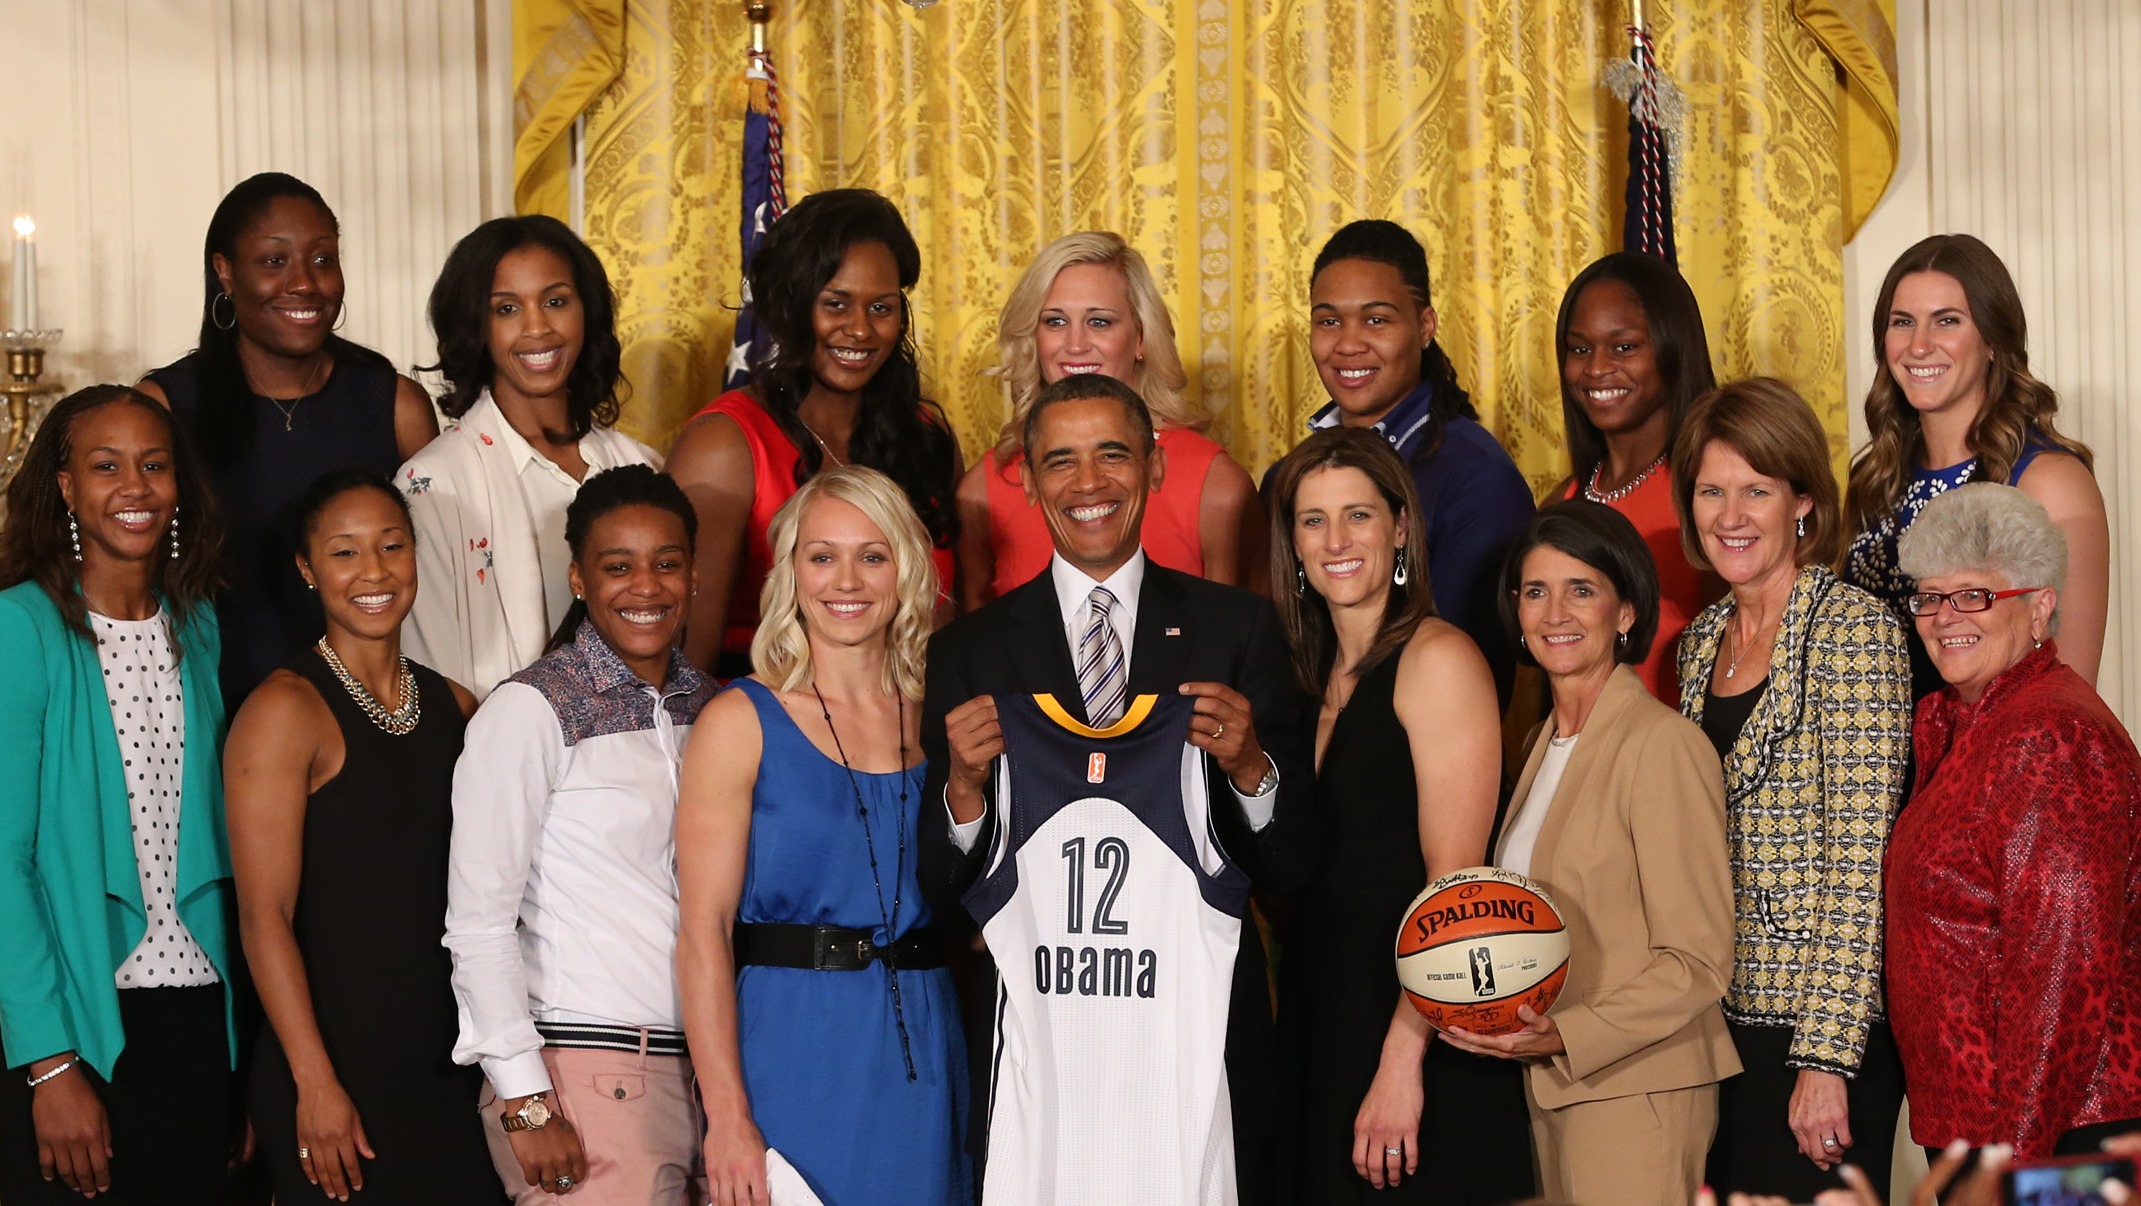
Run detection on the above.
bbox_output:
[729,678,971,1205]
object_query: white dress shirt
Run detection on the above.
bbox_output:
[1497,732,1578,879]
[443,623,714,1099]
[950,550,1277,852]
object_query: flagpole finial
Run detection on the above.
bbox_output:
[747,1,770,52]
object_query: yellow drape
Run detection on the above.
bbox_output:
[512,0,627,219]
[516,1,1897,492]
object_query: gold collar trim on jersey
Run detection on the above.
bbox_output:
[1034,693,1157,738]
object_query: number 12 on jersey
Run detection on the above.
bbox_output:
[1060,836,1131,935]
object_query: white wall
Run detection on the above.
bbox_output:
[1843,0,2141,720]
[1,0,513,393]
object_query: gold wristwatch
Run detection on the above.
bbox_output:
[500,1093,554,1132]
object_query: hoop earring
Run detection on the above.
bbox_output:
[168,506,180,560]
[1795,515,1806,539]
[1617,630,1630,649]
[1393,547,1409,587]
[210,293,237,331]
[1294,561,1306,596]
[68,512,82,562]
[331,304,347,332]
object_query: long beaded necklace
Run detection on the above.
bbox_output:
[1582,451,1668,504]
[811,683,917,1081]
[315,638,421,735]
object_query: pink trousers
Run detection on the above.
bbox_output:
[478,1046,706,1205]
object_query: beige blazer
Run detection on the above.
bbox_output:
[1508,664,1742,1110]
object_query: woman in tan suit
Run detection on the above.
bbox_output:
[1442,498,1740,1206]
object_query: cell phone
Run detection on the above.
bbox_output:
[2000,1152,2136,1206]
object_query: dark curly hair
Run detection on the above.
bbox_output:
[420,215,625,443]
[0,385,225,658]
[1310,219,1477,461]
[746,188,959,547]
[543,464,698,655]
[189,172,394,474]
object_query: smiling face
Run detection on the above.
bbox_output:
[298,486,416,644]
[1914,568,2056,703]
[808,240,904,401]
[1308,257,1434,427]
[1035,262,1144,384]
[213,194,343,362]
[55,402,180,571]
[1515,544,1634,683]
[1884,270,1994,427]
[1022,394,1164,580]
[566,503,695,686]
[1563,279,1669,443]
[792,495,900,652]
[1691,440,1811,593]
[486,244,585,413]
[1291,464,1405,613]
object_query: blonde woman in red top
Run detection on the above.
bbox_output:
[952,231,1264,611]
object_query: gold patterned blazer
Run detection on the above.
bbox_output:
[1675,564,1909,1075]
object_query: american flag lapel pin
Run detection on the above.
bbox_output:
[1164,626,1182,637]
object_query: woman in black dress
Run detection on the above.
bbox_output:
[139,172,438,705]
[225,468,501,1203]
[1267,428,1534,1204]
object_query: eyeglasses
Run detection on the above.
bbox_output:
[1904,586,2044,617]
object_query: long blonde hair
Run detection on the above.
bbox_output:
[752,465,936,700]
[988,231,1206,461]
[1845,233,2092,535]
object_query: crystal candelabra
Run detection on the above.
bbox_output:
[1,329,64,506]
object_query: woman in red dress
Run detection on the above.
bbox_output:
[1553,253,1722,701]
[1886,482,2141,1160]
[668,189,963,677]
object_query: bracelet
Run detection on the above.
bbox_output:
[25,1057,79,1088]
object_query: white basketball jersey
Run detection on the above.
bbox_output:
[964,693,1249,1206]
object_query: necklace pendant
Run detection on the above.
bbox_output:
[1725,665,1735,679]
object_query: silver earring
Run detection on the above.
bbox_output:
[210,292,237,331]
[68,512,82,562]
[1393,548,1409,587]
[1617,630,1630,648]
[168,506,180,560]
[1293,563,1306,596]
[1518,635,1527,649]
[1795,515,1806,539]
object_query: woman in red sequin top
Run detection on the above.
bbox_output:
[1886,483,2141,1159]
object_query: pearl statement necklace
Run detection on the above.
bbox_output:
[1582,452,1668,504]
[315,638,421,735]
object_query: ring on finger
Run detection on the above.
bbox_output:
[1214,721,1226,741]
[1383,1145,1402,1156]
[298,1147,310,1160]
[554,1174,576,1190]
[1823,1137,1839,1148]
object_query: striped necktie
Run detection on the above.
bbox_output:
[1077,586,1128,727]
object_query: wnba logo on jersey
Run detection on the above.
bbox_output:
[1470,946,1497,997]
[1086,753,1107,783]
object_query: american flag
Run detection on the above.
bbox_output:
[723,41,788,390]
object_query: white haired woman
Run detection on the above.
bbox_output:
[1886,483,2141,1160]
[677,465,970,1206]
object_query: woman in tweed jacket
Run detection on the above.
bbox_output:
[1670,379,1911,1199]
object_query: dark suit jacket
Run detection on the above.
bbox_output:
[921,560,1313,1203]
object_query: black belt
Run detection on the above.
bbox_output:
[733,923,948,972]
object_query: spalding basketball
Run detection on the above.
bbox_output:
[1395,866,1569,1036]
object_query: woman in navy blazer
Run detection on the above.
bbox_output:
[0,385,238,1204]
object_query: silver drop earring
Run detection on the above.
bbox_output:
[1796,515,1806,539]
[1294,562,1306,596]
[1393,547,1409,587]
[169,505,181,560]
[68,512,82,562]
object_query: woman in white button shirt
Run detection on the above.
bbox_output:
[399,216,661,700]
[0,385,239,1203]
[444,465,716,1203]
[1439,499,1738,1206]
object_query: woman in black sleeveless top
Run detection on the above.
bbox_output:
[139,172,438,705]
[1266,429,1534,1204]
[225,469,501,1204]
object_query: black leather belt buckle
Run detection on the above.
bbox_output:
[810,926,871,971]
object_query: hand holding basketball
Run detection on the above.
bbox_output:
[1440,1004,1565,1061]
[1394,867,1569,1037]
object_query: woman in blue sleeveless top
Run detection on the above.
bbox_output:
[1844,234,2107,698]
[676,465,969,1206]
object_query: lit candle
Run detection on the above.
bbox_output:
[10,216,36,333]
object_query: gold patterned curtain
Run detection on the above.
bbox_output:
[516,0,1895,492]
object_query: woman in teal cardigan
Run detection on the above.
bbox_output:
[0,385,238,1203]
